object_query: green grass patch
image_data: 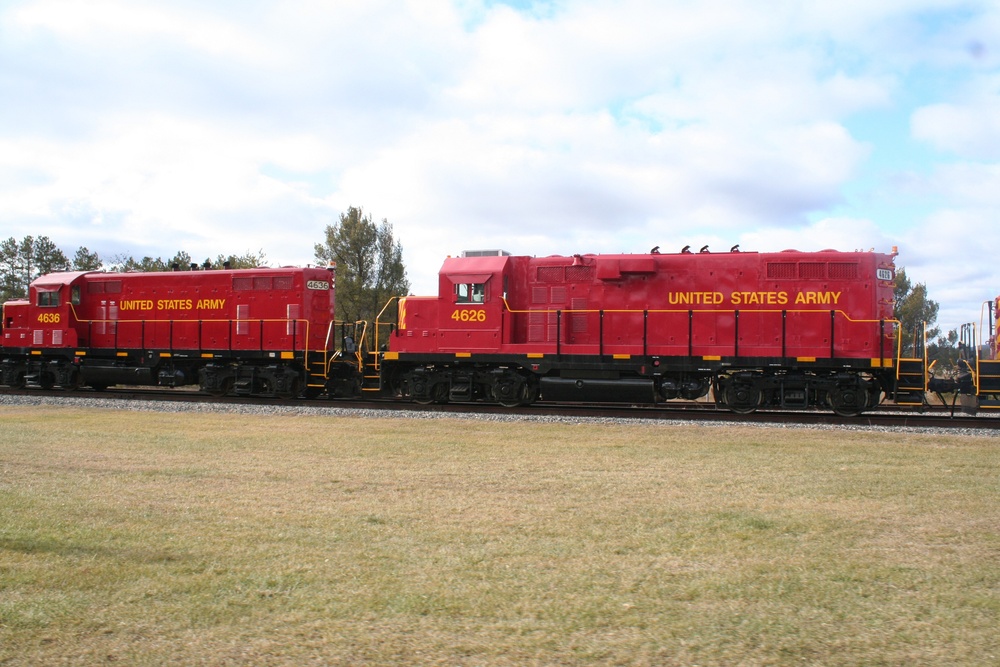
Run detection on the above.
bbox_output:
[1,407,998,665]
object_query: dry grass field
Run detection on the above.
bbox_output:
[1,405,998,666]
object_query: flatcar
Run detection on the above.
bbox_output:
[947,297,999,414]
[0,265,357,398]
[375,247,899,416]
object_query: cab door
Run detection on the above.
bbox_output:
[31,285,77,348]
[441,275,501,351]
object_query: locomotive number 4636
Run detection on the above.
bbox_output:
[451,309,487,323]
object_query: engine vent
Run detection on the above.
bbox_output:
[461,249,511,257]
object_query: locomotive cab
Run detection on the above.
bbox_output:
[395,251,512,355]
[27,273,85,349]
[386,251,523,404]
[438,255,510,352]
[0,272,90,388]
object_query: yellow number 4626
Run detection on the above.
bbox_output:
[451,309,487,323]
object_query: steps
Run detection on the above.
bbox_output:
[895,358,926,407]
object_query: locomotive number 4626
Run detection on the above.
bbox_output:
[451,309,487,323]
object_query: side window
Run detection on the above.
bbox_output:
[455,283,486,304]
[38,290,60,307]
[71,286,81,305]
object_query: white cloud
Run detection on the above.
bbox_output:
[912,88,1000,160]
[11,0,268,62]
[739,218,894,255]
[904,208,1000,332]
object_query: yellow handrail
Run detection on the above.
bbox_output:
[66,307,319,371]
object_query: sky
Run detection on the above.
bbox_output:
[1,0,999,332]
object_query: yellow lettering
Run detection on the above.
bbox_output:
[793,291,841,306]
[156,299,193,310]
[668,291,724,305]
[731,291,786,307]
[451,309,487,323]
[196,298,226,309]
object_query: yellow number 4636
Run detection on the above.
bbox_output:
[451,309,487,323]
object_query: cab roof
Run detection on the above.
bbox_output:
[31,271,94,288]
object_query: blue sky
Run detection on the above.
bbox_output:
[1,0,998,331]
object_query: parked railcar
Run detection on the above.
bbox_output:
[375,247,899,415]
[0,265,352,398]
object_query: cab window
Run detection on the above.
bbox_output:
[71,286,81,305]
[37,290,60,307]
[455,283,486,304]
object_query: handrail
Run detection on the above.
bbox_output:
[67,313,318,370]
[371,296,401,373]
[499,297,897,362]
[895,321,927,389]
[500,298,896,325]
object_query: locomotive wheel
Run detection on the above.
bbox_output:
[828,386,868,417]
[494,375,529,408]
[413,382,448,405]
[62,369,83,391]
[723,382,761,414]
[498,382,537,408]
[206,378,233,398]
[410,376,432,404]
[277,376,301,400]
[519,383,539,407]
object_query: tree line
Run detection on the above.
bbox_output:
[0,237,271,303]
[0,206,410,331]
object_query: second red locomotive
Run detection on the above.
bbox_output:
[1,265,355,398]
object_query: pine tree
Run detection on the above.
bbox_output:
[0,235,70,301]
[314,206,410,330]
[72,247,103,271]
[894,267,940,356]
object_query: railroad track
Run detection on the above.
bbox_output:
[3,386,998,432]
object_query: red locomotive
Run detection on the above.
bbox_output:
[378,247,899,415]
[0,265,355,398]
